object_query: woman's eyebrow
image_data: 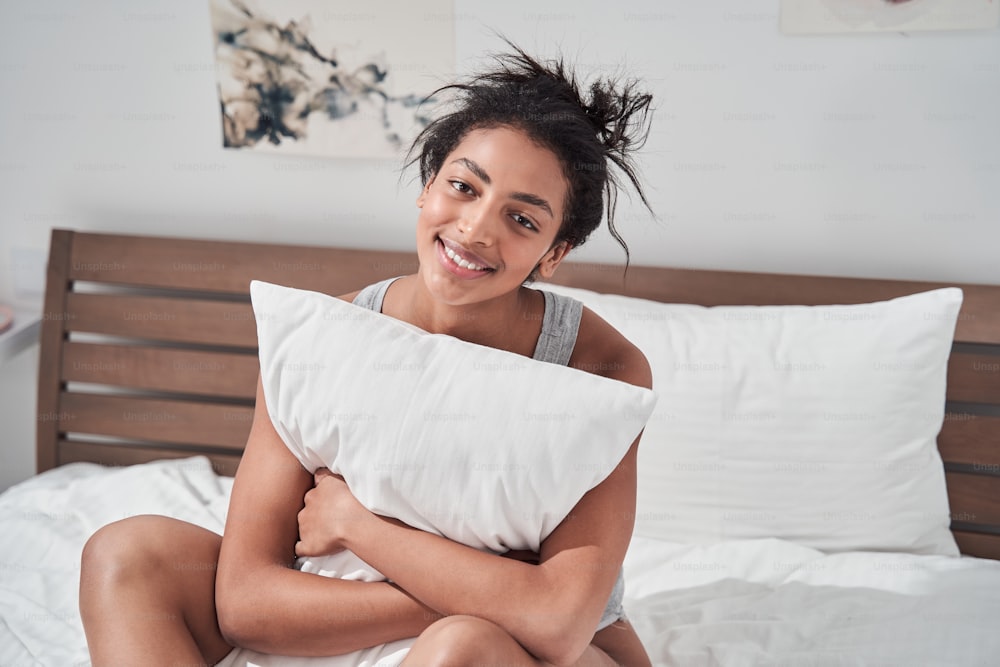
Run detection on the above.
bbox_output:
[449,157,554,219]
[510,192,554,219]
[451,157,491,184]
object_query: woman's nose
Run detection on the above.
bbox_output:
[458,201,496,245]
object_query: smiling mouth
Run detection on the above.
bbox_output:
[438,237,495,272]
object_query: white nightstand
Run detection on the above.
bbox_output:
[0,303,42,364]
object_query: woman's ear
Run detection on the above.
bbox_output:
[535,241,572,280]
[416,176,435,208]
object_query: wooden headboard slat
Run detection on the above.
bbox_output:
[939,414,1000,468]
[547,264,1000,345]
[946,472,1000,526]
[946,353,1000,404]
[68,230,419,295]
[58,438,241,477]
[62,342,259,400]
[948,290,1000,345]
[59,391,253,450]
[66,293,258,348]
[952,530,1000,560]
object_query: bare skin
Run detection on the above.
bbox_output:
[79,126,654,667]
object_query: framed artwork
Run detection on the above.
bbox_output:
[209,0,455,158]
[781,0,1000,34]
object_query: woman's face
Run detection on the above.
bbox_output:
[415,125,571,307]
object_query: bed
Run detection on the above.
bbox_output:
[3,228,1000,666]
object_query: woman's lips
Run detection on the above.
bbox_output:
[436,237,495,279]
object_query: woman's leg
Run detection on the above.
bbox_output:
[399,615,620,667]
[80,514,233,666]
[592,619,652,667]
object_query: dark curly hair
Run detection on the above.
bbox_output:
[405,39,654,271]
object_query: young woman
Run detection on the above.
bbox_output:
[79,42,655,667]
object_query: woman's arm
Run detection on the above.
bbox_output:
[214,376,442,656]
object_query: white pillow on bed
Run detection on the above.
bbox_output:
[537,283,963,556]
[250,280,657,579]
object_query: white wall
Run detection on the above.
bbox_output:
[1,0,997,488]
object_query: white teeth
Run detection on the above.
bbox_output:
[444,244,486,271]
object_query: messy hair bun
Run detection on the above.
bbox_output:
[406,38,654,269]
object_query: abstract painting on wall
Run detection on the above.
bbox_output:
[781,0,1000,34]
[209,0,455,158]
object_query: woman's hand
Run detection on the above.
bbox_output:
[295,468,370,557]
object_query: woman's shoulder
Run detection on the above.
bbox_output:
[337,289,362,303]
[569,306,652,390]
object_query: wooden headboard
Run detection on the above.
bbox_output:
[38,229,1000,559]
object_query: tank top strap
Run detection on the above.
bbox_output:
[531,289,583,366]
[351,277,399,311]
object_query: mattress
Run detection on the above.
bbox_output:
[2,456,999,666]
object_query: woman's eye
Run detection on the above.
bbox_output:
[449,180,472,194]
[512,214,537,231]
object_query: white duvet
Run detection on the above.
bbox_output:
[2,457,999,666]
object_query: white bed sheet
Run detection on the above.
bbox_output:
[2,457,999,666]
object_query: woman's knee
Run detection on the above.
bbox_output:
[80,515,220,596]
[81,515,170,587]
[407,615,524,667]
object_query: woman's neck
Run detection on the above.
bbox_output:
[385,275,543,357]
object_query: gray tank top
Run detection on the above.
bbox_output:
[352,277,626,632]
